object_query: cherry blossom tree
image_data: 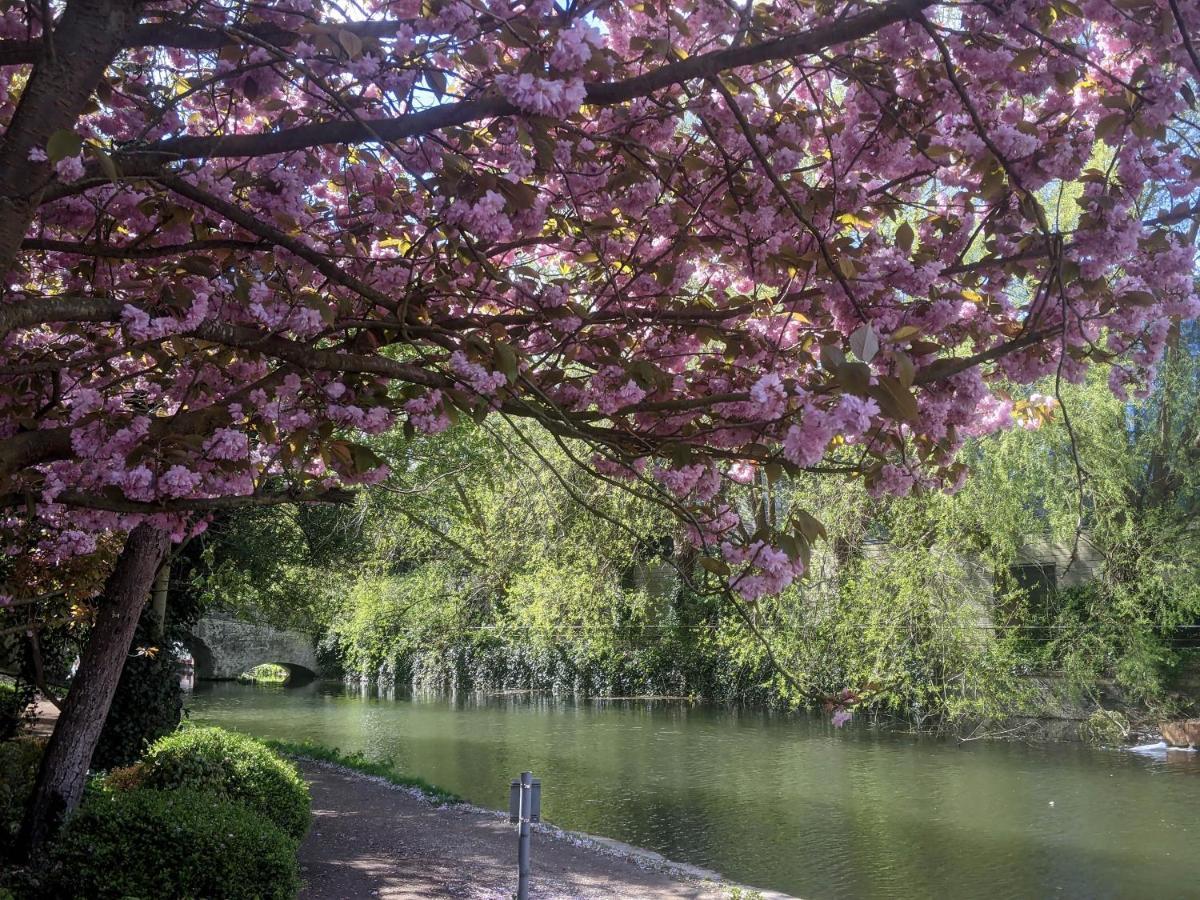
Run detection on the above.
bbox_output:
[1,0,1198,848]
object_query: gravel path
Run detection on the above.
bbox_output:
[296,760,792,900]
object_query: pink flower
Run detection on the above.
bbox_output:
[119,466,155,501]
[749,373,787,419]
[549,22,604,72]
[597,379,647,415]
[204,427,250,461]
[832,709,853,728]
[405,391,451,434]
[450,350,507,396]
[159,465,203,498]
[783,417,834,468]
[496,74,586,118]
[54,155,85,182]
[727,461,756,484]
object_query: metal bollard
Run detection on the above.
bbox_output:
[508,772,541,900]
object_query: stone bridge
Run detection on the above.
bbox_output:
[189,612,319,680]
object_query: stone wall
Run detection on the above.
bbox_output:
[189,612,319,680]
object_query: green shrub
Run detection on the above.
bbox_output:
[92,588,204,770]
[138,726,310,840]
[0,681,23,740]
[0,736,44,846]
[41,788,299,900]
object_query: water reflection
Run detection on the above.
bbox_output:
[189,681,1200,899]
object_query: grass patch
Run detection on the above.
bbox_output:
[263,739,461,805]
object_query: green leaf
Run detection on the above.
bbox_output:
[179,256,219,277]
[870,375,920,423]
[835,361,872,396]
[777,533,801,562]
[350,444,383,474]
[337,29,363,59]
[46,129,83,164]
[793,509,827,543]
[1095,112,1126,144]
[88,145,121,182]
[494,341,519,382]
[819,343,846,371]
[892,350,916,388]
[849,323,879,364]
[425,68,447,99]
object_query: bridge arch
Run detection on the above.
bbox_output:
[189,612,319,681]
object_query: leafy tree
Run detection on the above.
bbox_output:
[0,0,1198,849]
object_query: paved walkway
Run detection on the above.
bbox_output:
[296,761,790,900]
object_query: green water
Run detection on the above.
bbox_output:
[189,681,1200,899]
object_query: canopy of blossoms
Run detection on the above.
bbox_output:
[1,0,1198,602]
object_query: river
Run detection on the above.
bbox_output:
[189,681,1200,899]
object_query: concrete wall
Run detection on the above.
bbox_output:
[1013,537,1104,589]
[189,612,318,680]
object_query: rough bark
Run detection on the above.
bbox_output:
[0,0,137,273]
[149,563,170,640]
[17,523,171,855]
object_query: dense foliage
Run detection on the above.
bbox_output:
[1,727,307,897]
[39,788,300,900]
[3,0,1199,841]
[91,574,204,768]
[138,726,311,840]
[0,737,43,851]
[2,0,1199,610]
[0,679,27,741]
[202,345,1200,726]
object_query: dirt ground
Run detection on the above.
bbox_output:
[296,760,792,900]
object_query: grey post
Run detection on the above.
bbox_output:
[509,771,541,900]
[518,771,532,900]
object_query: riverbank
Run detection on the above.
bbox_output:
[293,758,789,899]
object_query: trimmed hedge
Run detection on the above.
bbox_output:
[41,788,299,900]
[138,726,310,840]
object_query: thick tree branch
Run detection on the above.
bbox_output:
[1167,0,1200,81]
[19,238,267,258]
[51,487,356,513]
[118,0,931,163]
[0,0,138,274]
[0,487,355,512]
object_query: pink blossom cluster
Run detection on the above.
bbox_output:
[722,539,807,601]
[496,74,586,118]
[0,0,1196,606]
[549,22,604,72]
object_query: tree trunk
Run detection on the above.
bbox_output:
[150,562,170,640]
[0,0,137,272]
[18,523,170,855]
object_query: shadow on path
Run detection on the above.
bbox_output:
[296,761,782,900]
